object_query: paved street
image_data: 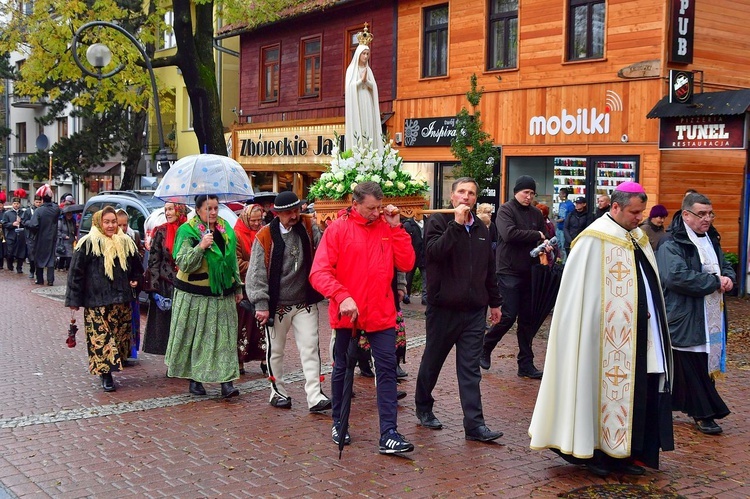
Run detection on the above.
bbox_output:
[1,269,749,498]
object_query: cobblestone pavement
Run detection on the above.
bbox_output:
[1,270,749,498]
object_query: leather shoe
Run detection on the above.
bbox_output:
[416,410,443,430]
[270,394,292,408]
[397,390,407,400]
[402,295,411,304]
[309,398,332,413]
[479,349,491,370]
[465,425,503,442]
[586,462,611,477]
[695,418,723,435]
[517,367,543,379]
[613,461,645,475]
[359,365,375,378]
[396,365,408,379]
[100,373,116,392]
[189,380,206,396]
[221,382,239,398]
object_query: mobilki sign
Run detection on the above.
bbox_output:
[529,108,610,137]
[658,115,747,150]
[528,90,622,137]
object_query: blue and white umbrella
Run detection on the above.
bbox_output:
[154,154,254,205]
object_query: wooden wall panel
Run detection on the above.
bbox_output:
[658,150,745,252]
[691,0,750,89]
[238,0,395,124]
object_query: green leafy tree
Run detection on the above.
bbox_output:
[450,74,499,196]
[0,0,315,186]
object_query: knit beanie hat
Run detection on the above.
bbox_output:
[649,204,668,218]
[514,175,537,193]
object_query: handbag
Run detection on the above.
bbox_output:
[56,239,66,256]
[152,292,172,311]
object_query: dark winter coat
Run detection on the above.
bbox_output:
[564,209,594,249]
[57,216,77,258]
[656,221,735,348]
[2,209,27,259]
[21,206,37,260]
[402,217,425,270]
[424,213,501,311]
[65,237,144,309]
[495,199,549,277]
[27,202,60,268]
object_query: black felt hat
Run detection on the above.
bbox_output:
[273,191,301,212]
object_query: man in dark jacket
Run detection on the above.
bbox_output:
[480,175,551,379]
[2,197,27,273]
[21,195,42,278]
[28,185,61,286]
[415,177,503,442]
[657,192,735,436]
[563,197,594,254]
[402,216,425,305]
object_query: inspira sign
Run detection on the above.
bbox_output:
[403,117,458,147]
[528,90,622,137]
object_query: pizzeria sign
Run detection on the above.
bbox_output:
[658,115,747,150]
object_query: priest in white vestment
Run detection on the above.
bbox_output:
[528,182,674,477]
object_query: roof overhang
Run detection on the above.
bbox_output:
[215,0,360,40]
[647,89,750,119]
[87,162,121,175]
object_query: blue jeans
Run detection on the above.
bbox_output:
[332,327,398,436]
[555,228,567,262]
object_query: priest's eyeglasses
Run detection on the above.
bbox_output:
[685,209,716,220]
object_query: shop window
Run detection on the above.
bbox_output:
[487,0,518,70]
[422,4,448,78]
[16,122,26,153]
[261,44,280,103]
[57,117,68,138]
[300,35,321,98]
[568,0,605,60]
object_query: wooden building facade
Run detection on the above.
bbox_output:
[392,0,750,289]
[218,0,396,196]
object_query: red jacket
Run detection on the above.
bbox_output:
[310,207,415,332]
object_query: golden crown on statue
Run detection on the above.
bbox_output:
[356,23,374,46]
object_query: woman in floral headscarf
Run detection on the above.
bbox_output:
[234,204,267,375]
[165,194,243,398]
[65,206,143,392]
[143,202,188,355]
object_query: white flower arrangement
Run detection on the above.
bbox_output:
[309,135,430,200]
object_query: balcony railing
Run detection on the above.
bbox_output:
[11,94,48,109]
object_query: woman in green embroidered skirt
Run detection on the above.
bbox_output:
[165,194,243,398]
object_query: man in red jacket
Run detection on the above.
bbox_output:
[310,181,415,455]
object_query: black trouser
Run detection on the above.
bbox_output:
[35,266,54,285]
[415,305,486,431]
[483,273,537,370]
[405,266,425,298]
[6,257,23,272]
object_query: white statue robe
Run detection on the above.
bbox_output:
[528,214,672,461]
[344,44,382,153]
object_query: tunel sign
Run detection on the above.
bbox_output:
[658,115,747,150]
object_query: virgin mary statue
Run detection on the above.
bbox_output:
[344,24,383,154]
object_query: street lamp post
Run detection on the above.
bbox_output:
[48,150,53,183]
[71,21,168,178]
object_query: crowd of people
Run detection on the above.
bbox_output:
[3,172,736,472]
